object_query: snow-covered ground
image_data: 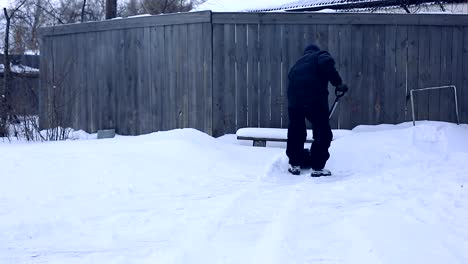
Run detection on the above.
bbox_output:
[1,121,467,264]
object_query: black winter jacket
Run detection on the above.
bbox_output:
[287,45,343,108]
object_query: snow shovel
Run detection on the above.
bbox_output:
[328,89,346,119]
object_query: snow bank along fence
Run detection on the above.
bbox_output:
[38,11,468,137]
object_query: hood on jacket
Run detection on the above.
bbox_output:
[304,44,320,54]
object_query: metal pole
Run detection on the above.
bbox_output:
[410,85,460,126]
[453,85,460,125]
[410,90,416,126]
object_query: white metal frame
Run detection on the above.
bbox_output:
[410,85,460,126]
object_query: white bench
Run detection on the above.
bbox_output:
[236,127,350,147]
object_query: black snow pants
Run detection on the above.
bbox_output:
[286,103,333,170]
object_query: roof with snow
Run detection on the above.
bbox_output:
[246,0,467,12]
[194,0,290,12]
[195,0,467,13]
[0,64,39,74]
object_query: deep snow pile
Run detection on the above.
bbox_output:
[1,121,467,264]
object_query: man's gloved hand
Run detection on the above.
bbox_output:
[335,84,349,93]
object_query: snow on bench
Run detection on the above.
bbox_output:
[236,127,351,147]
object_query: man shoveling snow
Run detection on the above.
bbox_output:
[286,43,349,177]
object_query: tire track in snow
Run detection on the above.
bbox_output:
[174,153,306,263]
[249,181,303,264]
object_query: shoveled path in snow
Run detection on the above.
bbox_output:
[178,123,468,263]
[176,151,467,263]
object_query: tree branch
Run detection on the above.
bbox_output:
[81,0,87,22]
[34,2,65,24]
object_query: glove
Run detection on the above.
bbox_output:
[335,84,349,93]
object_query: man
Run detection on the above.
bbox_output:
[286,44,348,176]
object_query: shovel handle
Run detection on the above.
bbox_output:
[335,89,346,99]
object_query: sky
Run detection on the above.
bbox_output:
[1,0,10,9]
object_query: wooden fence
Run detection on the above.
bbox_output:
[38,11,468,137]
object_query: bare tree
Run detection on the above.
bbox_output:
[359,0,464,13]
[81,0,88,22]
[123,0,206,16]
[1,0,28,138]
[0,0,111,141]
[9,0,45,53]
[125,0,141,15]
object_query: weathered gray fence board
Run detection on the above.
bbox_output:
[383,25,397,124]
[178,24,189,129]
[416,27,431,122]
[96,31,104,130]
[56,35,66,126]
[327,25,340,128]
[107,30,118,130]
[395,26,409,123]
[361,25,376,125]
[439,27,453,122]
[337,25,352,129]
[40,37,51,129]
[117,30,127,134]
[315,25,329,52]
[270,25,283,129]
[195,22,212,134]
[258,24,270,128]
[141,27,153,134]
[76,33,86,131]
[187,23,198,131]
[169,25,178,131]
[280,25,291,128]
[125,29,137,135]
[348,25,364,129]
[150,27,163,132]
[235,24,248,130]
[38,37,48,128]
[164,25,176,131]
[460,27,468,123]
[95,31,105,131]
[56,34,70,128]
[77,33,88,131]
[212,24,225,136]
[115,30,125,134]
[91,32,100,132]
[407,26,419,123]
[453,27,463,122]
[202,22,213,134]
[247,24,259,128]
[224,24,237,133]
[428,27,442,121]
[375,25,386,124]
[285,25,302,126]
[258,24,283,128]
[463,27,468,123]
